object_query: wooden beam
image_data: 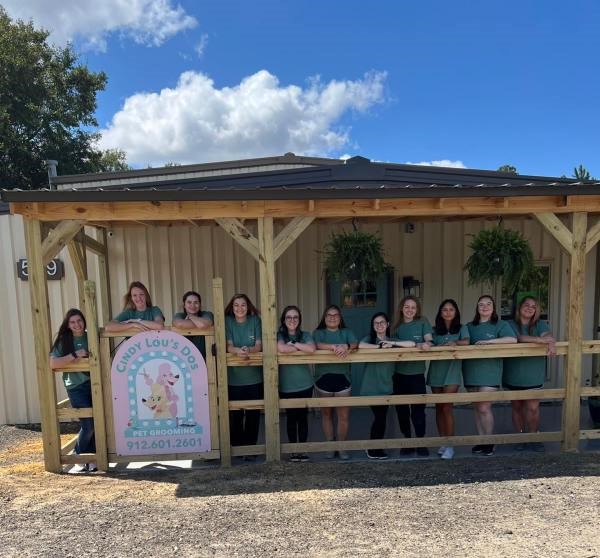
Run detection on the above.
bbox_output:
[12,195,600,222]
[99,336,116,455]
[84,281,108,471]
[586,218,600,254]
[204,334,220,452]
[41,219,85,265]
[215,218,259,262]
[273,216,315,260]
[82,233,106,256]
[67,239,87,307]
[562,212,587,452]
[258,217,280,462]
[97,229,111,326]
[534,212,574,255]
[212,277,231,466]
[24,218,61,472]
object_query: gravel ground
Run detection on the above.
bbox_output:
[1,424,600,557]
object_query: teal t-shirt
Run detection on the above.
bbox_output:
[312,328,358,382]
[503,320,551,387]
[359,336,395,395]
[394,318,432,375]
[113,306,164,322]
[277,331,315,393]
[427,325,470,387]
[225,315,263,386]
[50,334,90,390]
[463,319,515,386]
[173,310,214,359]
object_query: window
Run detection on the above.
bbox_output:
[341,280,377,308]
[500,263,551,320]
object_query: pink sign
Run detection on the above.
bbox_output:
[111,330,211,456]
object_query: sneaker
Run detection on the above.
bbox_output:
[87,462,98,472]
[68,463,88,474]
[338,450,350,460]
[289,454,301,462]
[480,444,495,456]
[400,448,416,456]
[416,447,430,457]
[527,442,545,453]
[471,445,486,454]
[437,446,447,455]
[441,447,455,460]
[366,449,388,460]
[296,453,309,462]
[325,450,336,459]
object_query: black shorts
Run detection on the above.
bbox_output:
[503,383,543,391]
[315,373,351,393]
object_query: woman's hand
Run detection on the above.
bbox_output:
[547,342,557,357]
[333,344,350,358]
[419,341,432,351]
[239,346,250,360]
[74,348,89,358]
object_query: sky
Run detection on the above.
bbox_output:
[4,0,600,177]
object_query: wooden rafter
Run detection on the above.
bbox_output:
[534,213,574,255]
[41,219,85,265]
[81,233,106,256]
[585,218,600,254]
[215,217,259,261]
[273,216,315,260]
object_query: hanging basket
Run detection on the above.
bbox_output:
[464,226,534,295]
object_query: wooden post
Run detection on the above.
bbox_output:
[24,218,61,472]
[67,239,87,308]
[83,281,108,470]
[99,335,116,455]
[97,229,112,326]
[204,333,221,451]
[562,212,587,451]
[258,217,280,462]
[212,277,231,466]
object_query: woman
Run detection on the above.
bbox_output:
[359,312,415,460]
[391,295,433,457]
[277,305,316,462]
[172,290,214,359]
[105,281,164,332]
[504,296,556,452]
[427,299,470,460]
[225,293,263,454]
[464,295,517,456]
[50,309,95,473]
[313,305,358,460]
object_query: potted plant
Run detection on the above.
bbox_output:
[464,225,534,296]
[322,229,390,285]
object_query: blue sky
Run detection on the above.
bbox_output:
[5,1,600,176]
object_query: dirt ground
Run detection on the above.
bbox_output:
[1,424,599,558]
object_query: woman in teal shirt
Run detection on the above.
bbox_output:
[391,296,433,457]
[105,281,164,333]
[313,305,358,460]
[50,309,95,473]
[277,305,316,462]
[465,295,516,456]
[359,312,415,460]
[225,293,263,453]
[505,296,556,451]
[427,299,470,460]
[172,290,214,359]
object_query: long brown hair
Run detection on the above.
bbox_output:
[123,281,153,310]
[472,295,499,325]
[392,295,423,331]
[224,293,260,317]
[51,309,86,356]
[316,305,348,330]
[514,296,541,335]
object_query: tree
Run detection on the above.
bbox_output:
[572,164,595,181]
[497,165,518,175]
[0,7,108,189]
[92,148,131,172]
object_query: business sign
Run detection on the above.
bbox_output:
[111,330,210,456]
[16,258,64,280]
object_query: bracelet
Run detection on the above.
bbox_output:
[71,351,78,359]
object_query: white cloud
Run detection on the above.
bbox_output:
[194,33,208,58]
[405,159,467,169]
[2,0,197,51]
[99,70,387,166]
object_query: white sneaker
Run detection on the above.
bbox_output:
[441,447,454,460]
[68,463,88,474]
[87,462,98,472]
[338,450,350,460]
[437,446,447,455]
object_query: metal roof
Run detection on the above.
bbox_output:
[3,156,600,203]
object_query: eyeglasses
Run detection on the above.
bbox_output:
[478,302,493,308]
[325,313,340,318]
[373,320,387,326]
[285,315,300,321]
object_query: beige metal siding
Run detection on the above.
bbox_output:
[1,214,598,424]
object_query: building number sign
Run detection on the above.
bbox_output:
[16,258,65,281]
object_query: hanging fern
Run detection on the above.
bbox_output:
[322,230,390,284]
[464,226,534,295]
